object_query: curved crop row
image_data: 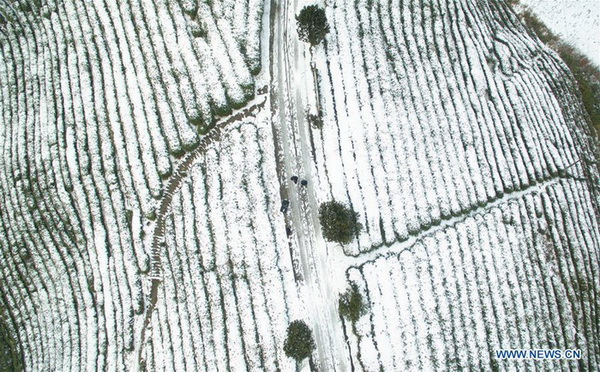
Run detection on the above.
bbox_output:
[344,178,599,371]
[140,120,301,371]
[311,0,597,255]
[0,0,264,369]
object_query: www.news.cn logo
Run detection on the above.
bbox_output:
[495,349,582,360]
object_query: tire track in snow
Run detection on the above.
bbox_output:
[269,0,352,370]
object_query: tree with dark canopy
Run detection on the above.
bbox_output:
[338,284,365,323]
[319,200,362,244]
[296,5,330,46]
[283,320,315,362]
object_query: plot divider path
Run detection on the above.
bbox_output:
[136,91,267,371]
[345,173,590,268]
[148,91,268,281]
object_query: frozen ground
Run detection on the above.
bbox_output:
[0,0,598,371]
[520,0,600,66]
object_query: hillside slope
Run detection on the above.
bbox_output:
[309,0,599,369]
[0,0,598,371]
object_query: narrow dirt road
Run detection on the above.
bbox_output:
[269,0,351,370]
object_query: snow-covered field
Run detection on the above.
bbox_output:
[520,0,600,66]
[307,1,599,369]
[345,178,599,371]
[144,118,301,372]
[311,0,596,256]
[0,0,266,370]
[0,0,598,371]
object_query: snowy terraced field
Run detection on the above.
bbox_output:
[0,0,598,371]
[145,119,300,372]
[0,0,267,370]
[312,0,596,256]
[346,178,599,371]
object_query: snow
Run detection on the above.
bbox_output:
[344,179,599,369]
[520,0,600,66]
[0,0,598,371]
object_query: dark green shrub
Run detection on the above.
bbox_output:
[296,5,330,46]
[283,320,315,362]
[307,113,323,129]
[338,284,365,323]
[319,200,362,244]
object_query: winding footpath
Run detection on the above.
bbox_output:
[136,92,267,370]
